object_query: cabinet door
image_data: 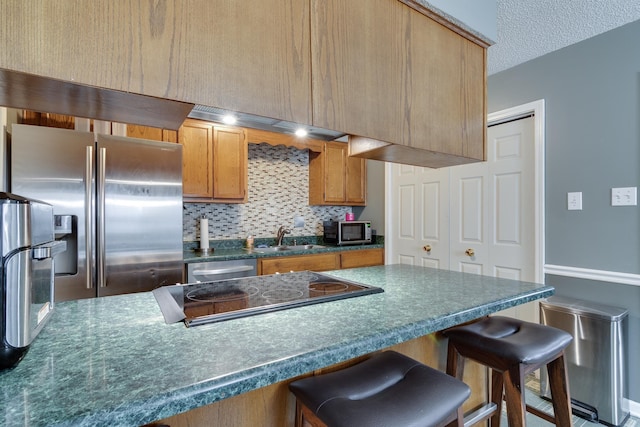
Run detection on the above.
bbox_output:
[340,248,384,269]
[212,126,247,202]
[345,155,366,205]
[126,124,164,141]
[179,119,214,199]
[259,254,339,275]
[21,111,75,129]
[4,0,312,126]
[323,143,347,203]
[311,0,485,164]
[309,141,367,206]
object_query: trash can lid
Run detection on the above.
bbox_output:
[541,295,628,321]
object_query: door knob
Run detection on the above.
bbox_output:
[423,245,432,253]
[465,248,475,257]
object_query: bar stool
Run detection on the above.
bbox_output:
[444,316,574,427]
[289,351,471,427]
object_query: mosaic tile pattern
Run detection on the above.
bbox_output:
[183,144,351,241]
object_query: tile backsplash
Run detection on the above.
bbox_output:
[183,144,351,241]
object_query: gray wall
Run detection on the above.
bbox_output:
[353,159,386,237]
[488,20,640,402]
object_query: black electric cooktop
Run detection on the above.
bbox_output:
[153,271,384,327]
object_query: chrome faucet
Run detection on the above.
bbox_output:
[276,226,291,246]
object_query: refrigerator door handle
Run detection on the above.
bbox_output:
[85,146,94,290]
[97,147,107,288]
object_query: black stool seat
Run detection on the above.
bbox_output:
[445,316,573,366]
[289,351,471,427]
[444,316,574,427]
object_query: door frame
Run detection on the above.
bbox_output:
[385,99,546,283]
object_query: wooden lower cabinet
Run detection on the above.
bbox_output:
[259,253,340,275]
[146,333,487,427]
[258,248,384,275]
[340,248,384,269]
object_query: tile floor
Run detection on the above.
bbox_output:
[499,376,638,427]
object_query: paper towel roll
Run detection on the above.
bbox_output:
[200,218,209,249]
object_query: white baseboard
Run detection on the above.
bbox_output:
[544,264,640,287]
[629,398,640,419]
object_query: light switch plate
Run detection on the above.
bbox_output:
[611,187,637,206]
[567,192,582,210]
[293,216,305,228]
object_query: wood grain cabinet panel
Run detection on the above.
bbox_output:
[310,0,486,167]
[179,119,215,200]
[21,110,75,129]
[309,142,366,206]
[126,124,165,142]
[212,126,248,201]
[177,119,247,203]
[1,0,312,126]
[258,249,384,275]
[259,253,340,275]
[340,248,384,269]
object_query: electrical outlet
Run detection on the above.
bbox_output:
[611,187,637,206]
[567,192,582,211]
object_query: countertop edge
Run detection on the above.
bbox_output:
[116,286,553,425]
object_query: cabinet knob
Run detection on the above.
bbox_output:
[465,248,475,257]
[423,245,432,253]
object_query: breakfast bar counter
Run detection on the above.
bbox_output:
[0,264,553,427]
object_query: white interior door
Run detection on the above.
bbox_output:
[388,164,450,269]
[387,103,543,323]
[487,117,536,319]
[449,161,489,275]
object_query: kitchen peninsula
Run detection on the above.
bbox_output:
[0,265,553,427]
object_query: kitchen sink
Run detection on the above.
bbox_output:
[249,245,326,253]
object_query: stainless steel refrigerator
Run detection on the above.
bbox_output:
[11,124,183,301]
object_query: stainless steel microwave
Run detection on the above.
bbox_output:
[323,221,372,245]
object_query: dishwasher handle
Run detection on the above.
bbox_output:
[192,265,255,277]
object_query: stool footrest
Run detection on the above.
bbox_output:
[526,404,555,424]
[463,402,498,427]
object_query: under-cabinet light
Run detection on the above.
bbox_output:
[222,114,237,125]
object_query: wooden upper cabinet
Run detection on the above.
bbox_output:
[1,0,312,126]
[21,111,75,129]
[177,120,214,199]
[322,143,347,204]
[310,0,486,168]
[178,119,247,203]
[212,126,248,201]
[126,124,165,142]
[345,154,367,205]
[309,142,366,206]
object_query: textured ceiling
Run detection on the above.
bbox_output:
[488,0,640,75]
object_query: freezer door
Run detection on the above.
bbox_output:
[11,125,96,301]
[96,134,183,296]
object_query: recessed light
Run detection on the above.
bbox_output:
[295,128,308,137]
[222,114,237,125]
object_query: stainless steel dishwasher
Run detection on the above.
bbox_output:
[187,259,257,283]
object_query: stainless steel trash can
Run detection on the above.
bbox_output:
[540,296,629,427]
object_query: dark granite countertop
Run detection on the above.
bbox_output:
[183,243,385,263]
[183,237,384,263]
[0,264,552,426]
